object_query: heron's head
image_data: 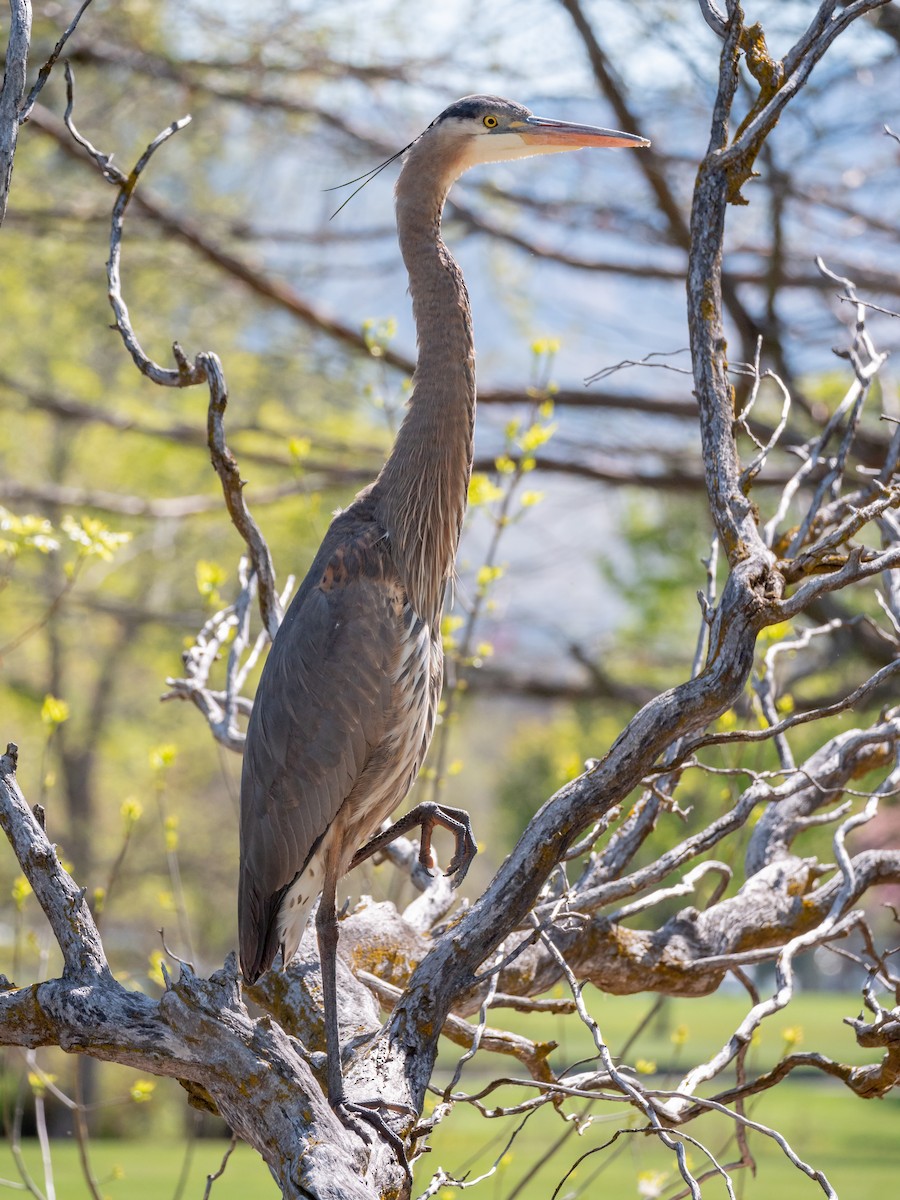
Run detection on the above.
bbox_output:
[417,94,649,178]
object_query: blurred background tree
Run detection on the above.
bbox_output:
[1,0,899,1194]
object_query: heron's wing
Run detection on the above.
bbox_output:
[238,513,403,981]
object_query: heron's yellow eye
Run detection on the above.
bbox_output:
[483,115,498,129]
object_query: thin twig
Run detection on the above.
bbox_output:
[62,64,284,643]
[202,1135,238,1200]
[20,0,96,123]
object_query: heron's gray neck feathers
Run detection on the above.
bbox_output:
[374,140,475,627]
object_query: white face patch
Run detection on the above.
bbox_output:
[461,128,542,166]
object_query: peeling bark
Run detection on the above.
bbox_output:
[3,3,899,1198]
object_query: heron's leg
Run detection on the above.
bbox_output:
[316,857,413,1179]
[315,861,345,1107]
[350,801,477,886]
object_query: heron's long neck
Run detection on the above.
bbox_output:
[374,152,475,626]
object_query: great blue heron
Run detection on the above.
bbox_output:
[238,95,648,1111]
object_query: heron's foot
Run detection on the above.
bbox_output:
[335,1099,413,1184]
[350,801,477,888]
[417,802,477,888]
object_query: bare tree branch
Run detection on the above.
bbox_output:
[4,7,899,1197]
[26,102,417,375]
[0,745,394,1199]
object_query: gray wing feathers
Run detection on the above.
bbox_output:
[238,529,400,981]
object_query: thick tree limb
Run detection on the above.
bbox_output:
[0,743,107,981]
[0,0,31,226]
[0,746,399,1200]
[4,7,898,1197]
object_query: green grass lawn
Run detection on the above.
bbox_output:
[0,1136,280,1199]
[2,992,894,1198]
[416,1078,899,1200]
[3,1086,896,1199]
[442,986,877,1080]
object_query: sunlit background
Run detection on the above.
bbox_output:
[1,1,899,1196]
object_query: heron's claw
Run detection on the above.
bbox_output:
[351,800,477,888]
[441,808,477,886]
[413,802,477,887]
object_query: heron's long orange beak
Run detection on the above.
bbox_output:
[519,115,649,151]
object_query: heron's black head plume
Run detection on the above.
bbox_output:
[326,139,415,219]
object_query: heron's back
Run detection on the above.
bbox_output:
[238,497,443,982]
